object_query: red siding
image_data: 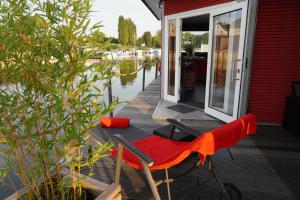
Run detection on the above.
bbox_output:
[164,0,230,16]
[249,0,300,124]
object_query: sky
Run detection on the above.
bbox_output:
[90,0,161,38]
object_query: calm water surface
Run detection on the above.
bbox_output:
[90,56,159,113]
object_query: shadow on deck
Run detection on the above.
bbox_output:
[90,78,300,200]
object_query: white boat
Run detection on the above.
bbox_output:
[117,50,134,58]
[152,49,161,57]
[144,49,154,57]
[100,51,118,60]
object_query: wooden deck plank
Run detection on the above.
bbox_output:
[90,77,300,200]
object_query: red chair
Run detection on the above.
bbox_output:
[112,114,256,200]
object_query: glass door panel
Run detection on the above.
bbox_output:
[205,1,247,123]
[209,9,242,115]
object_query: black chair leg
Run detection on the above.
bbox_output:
[206,157,241,200]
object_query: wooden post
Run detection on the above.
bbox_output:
[108,79,113,117]
[142,65,146,91]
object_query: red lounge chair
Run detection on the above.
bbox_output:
[112,114,256,200]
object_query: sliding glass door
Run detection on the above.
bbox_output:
[205,2,247,122]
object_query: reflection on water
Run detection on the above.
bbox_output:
[116,57,158,87]
[144,57,156,71]
[118,59,137,86]
[97,56,160,112]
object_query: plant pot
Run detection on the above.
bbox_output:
[5,168,121,200]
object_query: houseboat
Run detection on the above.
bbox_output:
[141,0,300,124]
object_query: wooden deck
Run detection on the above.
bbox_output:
[90,77,300,200]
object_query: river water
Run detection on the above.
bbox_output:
[87,56,160,113]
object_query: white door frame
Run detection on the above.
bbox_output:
[163,1,248,122]
[205,1,248,122]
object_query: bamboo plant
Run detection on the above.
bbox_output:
[0,0,117,199]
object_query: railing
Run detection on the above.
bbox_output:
[107,59,160,117]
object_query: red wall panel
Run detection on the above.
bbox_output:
[164,0,230,16]
[249,0,300,124]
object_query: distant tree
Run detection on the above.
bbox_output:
[118,16,137,46]
[194,35,202,48]
[106,37,119,44]
[136,37,143,47]
[182,32,195,55]
[152,30,161,48]
[151,36,156,48]
[118,15,128,45]
[127,19,136,46]
[85,31,119,51]
[88,30,106,50]
[142,31,152,47]
[201,33,209,44]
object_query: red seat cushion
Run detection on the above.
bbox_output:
[119,136,192,170]
[99,117,129,128]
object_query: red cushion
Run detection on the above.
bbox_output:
[99,117,129,128]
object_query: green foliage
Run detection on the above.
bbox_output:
[201,33,209,44]
[182,32,195,53]
[118,16,136,46]
[136,37,143,48]
[194,35,202,48]
[0,0,116,199]
[142,31,152,47]
[181,32,209,53]
[127,19,137,46]
[138,30,160,48]
[107,37,119,44]
[154,30,162,48]
[79,31,119,51]
[152,31,161,48]
[89,30,106,47]
[118,16,128,45]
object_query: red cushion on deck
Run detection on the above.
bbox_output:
[113,114,256,170]
[99,117,129,128]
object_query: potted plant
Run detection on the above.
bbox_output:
[0,0,120,199]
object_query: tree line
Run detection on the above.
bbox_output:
[136,30,161,48]
[118,15,161,48]
[80,15,161,50]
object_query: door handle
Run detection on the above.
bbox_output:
[232,58,242,81]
